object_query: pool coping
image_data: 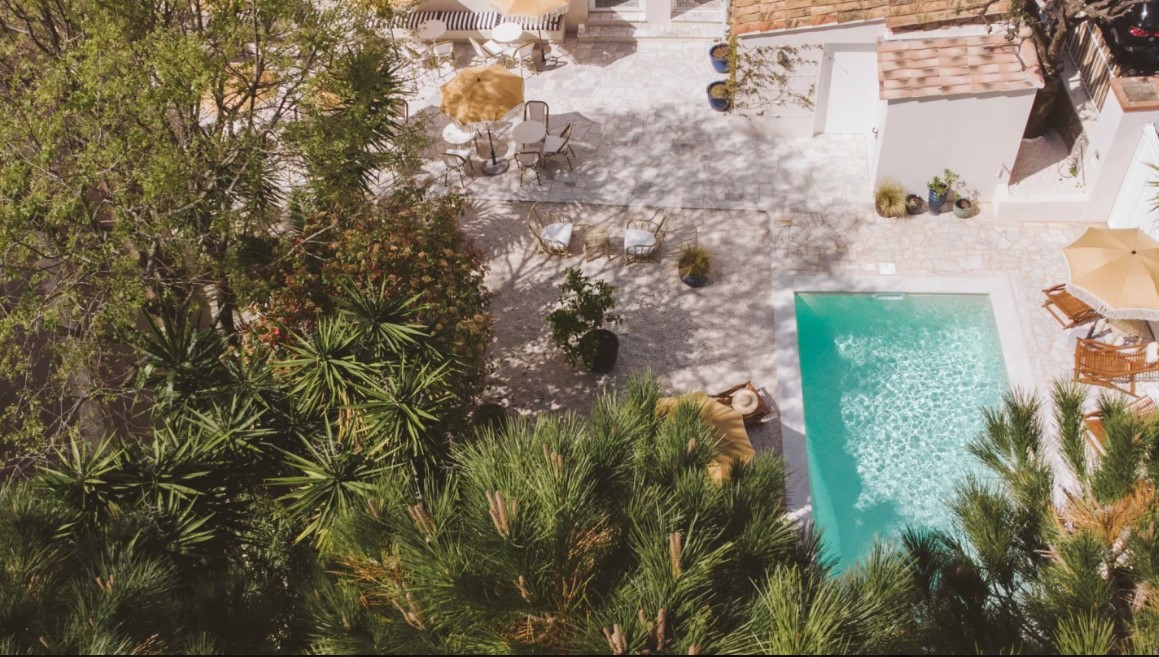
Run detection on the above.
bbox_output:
[772,273,1040,523]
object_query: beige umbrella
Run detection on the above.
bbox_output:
[656,392,755,483]
[1064,227,1159,321]
[440,65,524,175]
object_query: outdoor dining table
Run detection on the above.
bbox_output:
[512,120,546,149]
[417,19,447,41]
[492,22,524,44]
[442,122,476,146]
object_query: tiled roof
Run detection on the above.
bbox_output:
[877,32,1043,100]
[732,0,1010,36]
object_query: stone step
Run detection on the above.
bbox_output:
[577,20,724,42]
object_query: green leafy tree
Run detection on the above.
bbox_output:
[546,268,620,370]
[0,0,421,456]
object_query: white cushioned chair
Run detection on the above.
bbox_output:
[624,210,667,262]
[527,203,573,256]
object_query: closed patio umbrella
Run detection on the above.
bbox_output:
[440,65,524,175]
[1064,227,1159,321]
[656,392,754,483]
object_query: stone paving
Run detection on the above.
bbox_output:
[410,37,1105,454]
[408,38,870,214]
[462,196,1099,456]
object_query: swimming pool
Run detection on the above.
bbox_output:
[794,292,1008,568]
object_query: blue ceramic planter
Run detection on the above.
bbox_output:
[928,189,949,214]
[707,82,729,112]
[709,44,730,73]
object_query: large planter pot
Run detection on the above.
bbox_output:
[905,194,925,215]
[709,43,730,74]
[681,274,708,288]
[706,81,730,112]
[952,198,974,218]
[586,329,619,374]
[928,189,949,214]
[472,403,509,435]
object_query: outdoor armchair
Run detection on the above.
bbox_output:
[527,203,573,255]
[1043,284,1100,330]
[1074,338,1159,396]
[543,122,574,170]
[624,209,667,262]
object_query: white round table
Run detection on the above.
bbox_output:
[512,120,546,146]
[442,122,476,146]
[492,21,524,44]
[417,19,447,41]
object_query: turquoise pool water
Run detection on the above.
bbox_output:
[794,293,1008,568]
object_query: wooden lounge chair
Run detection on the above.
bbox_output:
[1043,284,1100,329]
[1074,339,1159,396]
[711,381,771,425]
[1084,395,1159,455]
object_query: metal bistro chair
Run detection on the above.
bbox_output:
[441,151,472,187]
[542,122,575,170]
[513,42,538,78]
[523,100,549,130]
[469,38,502,66]
[428,40,456,72]
[515,151,542,186]
[527,202,574,256]
[624,210,668,263]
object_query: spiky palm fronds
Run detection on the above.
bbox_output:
[316,375,864,654]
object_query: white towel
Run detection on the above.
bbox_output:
[1146,341,1159,364]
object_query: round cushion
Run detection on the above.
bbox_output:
[731,389,759,415]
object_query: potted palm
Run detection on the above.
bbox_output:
[677,245,711,287]
[546,268,620,373]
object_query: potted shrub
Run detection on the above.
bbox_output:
[677,245,711,287]
[926,168,959,215]
[905,194,925,215]
[472,402,509,435]
[873,180,907,218]
[707,81,730,111]
[546,268,620,373]
[709,42,730,73]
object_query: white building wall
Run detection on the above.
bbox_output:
[874,89,1037,202]
[738,21,888,138]
[1082,91,1159,221]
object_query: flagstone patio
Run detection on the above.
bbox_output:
[408,38,870,213]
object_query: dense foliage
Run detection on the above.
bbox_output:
[905,382,1159,653]
[0,0,426,458]
[311,375,916,654]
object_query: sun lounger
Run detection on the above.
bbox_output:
[711,381,771,425]
[1074,339,1159,396]
[1084,394,1159,455]
[1043,284,1100,329]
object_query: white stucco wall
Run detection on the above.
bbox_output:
[873,89,1037,202]
[1081,90,1159,221]
[738,21,887,138]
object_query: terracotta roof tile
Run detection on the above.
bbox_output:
[877,31,1044,100]
[732,0,1008,35]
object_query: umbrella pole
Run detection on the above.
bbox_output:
[479,124,509,176]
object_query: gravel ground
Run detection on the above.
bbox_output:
[462,198,782,453]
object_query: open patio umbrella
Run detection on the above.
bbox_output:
[1063,227,1159,321]
[440,65,524,175]
[656,392,755,483]
[491,0,568,59]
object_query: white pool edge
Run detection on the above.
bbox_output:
[772,273,1041,524]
